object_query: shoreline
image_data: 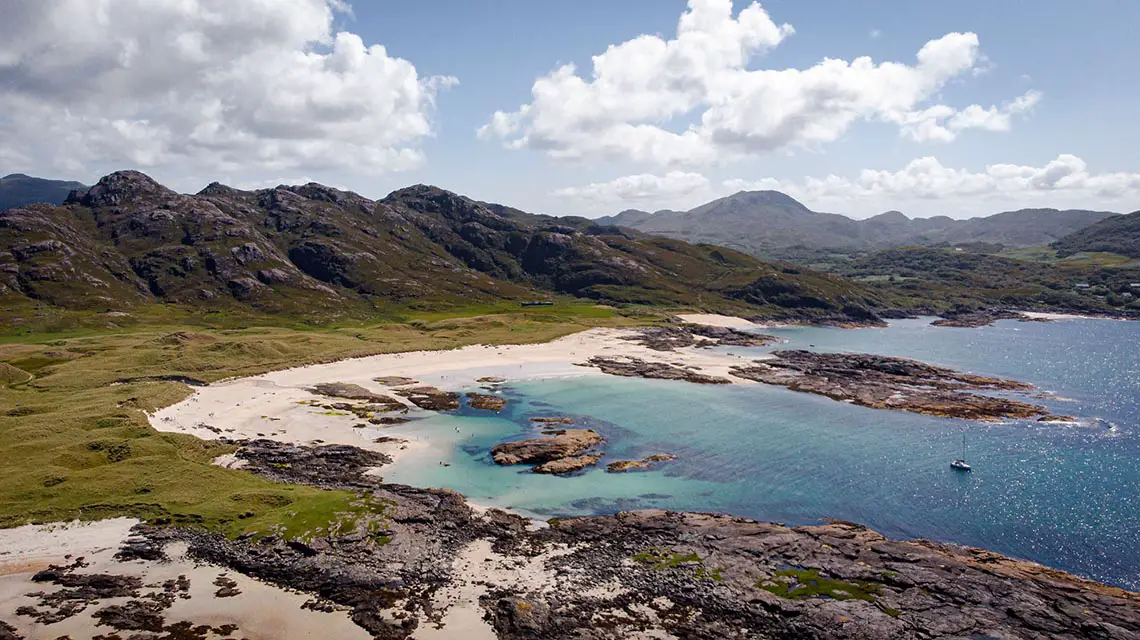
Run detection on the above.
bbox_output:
[4,316,1138,638]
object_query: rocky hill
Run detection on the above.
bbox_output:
[0,171,889,322]
[0,173,88,210]
[1053,209,1140,258]
[595,191,1118,256]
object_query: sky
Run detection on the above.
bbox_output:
[2,0,1140,219]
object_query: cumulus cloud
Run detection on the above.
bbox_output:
[480,0,1037,165]
[0,0,454,180]
[724,154,1140,215]
[553,172,710,202]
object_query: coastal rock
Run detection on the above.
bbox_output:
[624,325,777,351]
[730,350,1059,421]
[606,454,676,473]
[533,454,602,475]
[579,356,731,384]
[309,382,396,403]
[373,376,418,386]
[477,376,506,383]
[491,429,604,466]
[466,392,507,411]
[530,416,573,425]
[234,439,390,489]
[932,308,1052,328]
[393,386,460,411]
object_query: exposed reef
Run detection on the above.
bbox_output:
[933,308,1054,328]
[578,356,732,384]
[730,350,1059,421]
[606,454,677,473]
[623,324,778,351]
[490,429,604,474]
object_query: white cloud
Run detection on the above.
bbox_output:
[870,29,882,39]
[724,154,1140,216]
[480,0,1036,166]
[554,172,710,202]
[0,0,454,180]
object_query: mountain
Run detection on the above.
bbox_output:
[594,191,1119,256]
[1053,210,1140,258]
[0,174,89,210]
[0,171,889,323]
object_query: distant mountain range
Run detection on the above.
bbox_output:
[0,171,887,323]
[1053,210,1140,258]
[595,191,1120,256]
[0,173,88,210]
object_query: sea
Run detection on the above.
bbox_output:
[382,317,1140,590]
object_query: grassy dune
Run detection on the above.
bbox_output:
[0,304,643,537]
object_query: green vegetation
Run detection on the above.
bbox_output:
[830,247,1140,315]
[632,546,723,582]
[758,568,880,602]
[0,307,638,538]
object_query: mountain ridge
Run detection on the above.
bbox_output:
[594,190,1120,256]
[0,173,89,211]
[0,170,889,324]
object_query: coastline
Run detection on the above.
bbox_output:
[3,316,1138,638]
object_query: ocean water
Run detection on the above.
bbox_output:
[382,318,1140,590]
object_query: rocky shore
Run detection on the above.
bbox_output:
[15,437,1132,640]
[729,350,1064,421]
[931,308,1053,328]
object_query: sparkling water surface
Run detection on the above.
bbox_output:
[383,318,1140,589]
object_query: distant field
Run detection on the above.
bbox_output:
[998,246,1140,268]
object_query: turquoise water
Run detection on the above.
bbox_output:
[383,318,1140,590]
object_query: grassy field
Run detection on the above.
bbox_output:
[0,303,647,537]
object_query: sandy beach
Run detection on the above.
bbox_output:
[0,519,371,640]
[149,326,764,465]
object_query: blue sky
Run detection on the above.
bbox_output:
[3,0,1139,218]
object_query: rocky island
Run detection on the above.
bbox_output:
[728,350,1063,421]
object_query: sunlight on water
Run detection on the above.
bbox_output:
[383,318,1140,589]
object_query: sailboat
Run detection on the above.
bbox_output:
[951,432,971,471]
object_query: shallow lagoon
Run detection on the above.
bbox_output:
[384,318,1140,589]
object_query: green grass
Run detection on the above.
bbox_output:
[758,569,880,602]
[632,546,724,582]
[0,307,642,539]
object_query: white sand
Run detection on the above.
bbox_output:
[1021,311,1121,321]
[676,313,767,329]
[0,519,370,640]
[149,328,762,464]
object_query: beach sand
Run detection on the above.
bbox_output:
[149,327,762,461]
[0,519,371,640]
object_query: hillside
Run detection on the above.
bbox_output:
[0,171,890,326]
[833,246,1140,315]
[595,191,1118,256]
[0,173,88,210]
[1053,210,1140,258]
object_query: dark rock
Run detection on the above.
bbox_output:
[729,350,1059,421]
[235,439,389,489]
[490,429,603,466]
[393,386,460,411]
[579,356,731,384]
[466,392,507,411]
[310,382,398,403]
[532,454,602,475]
[606,454,677,473]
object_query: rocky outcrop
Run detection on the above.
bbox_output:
[490,429,604,471]
[932,308,1053,328]
[466,392,507,411]
[310,382,396,403]
[532,454,602,475]
[606,454,676,473]
[116,438,1140,640]
[579,356,731,384]
[393,386,460,411]
[232,439,390,490]
[624,325,777,351]
[730,350,1059,421]
[373,376,418,386]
